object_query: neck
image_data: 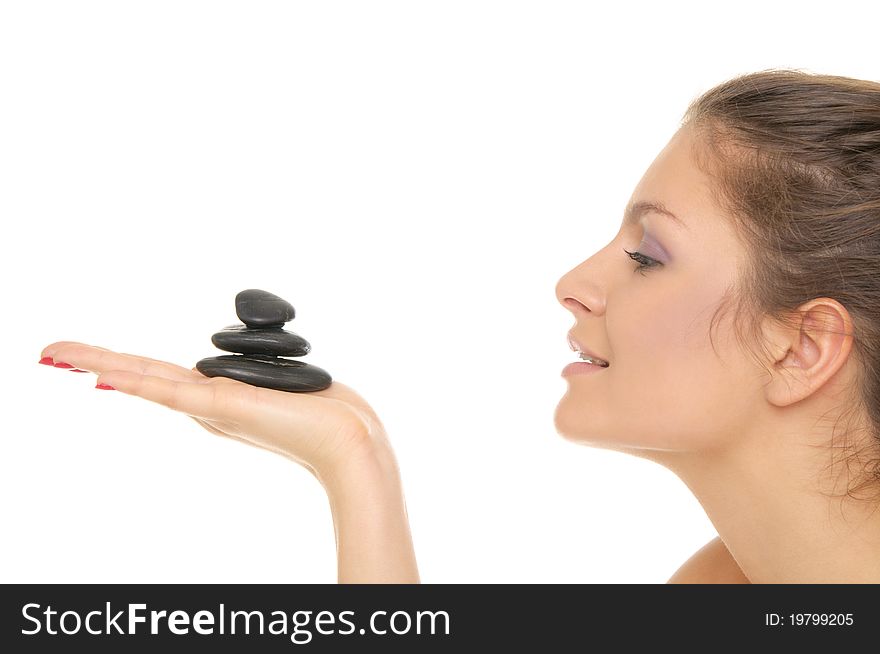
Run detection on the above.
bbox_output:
[653,420,880,583]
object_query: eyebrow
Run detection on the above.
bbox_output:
[623,201,688,231]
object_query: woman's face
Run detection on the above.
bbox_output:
[554,125,762,456]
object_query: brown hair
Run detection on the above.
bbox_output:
[681,68,880,502]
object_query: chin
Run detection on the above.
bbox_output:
[552,401,661,456]
[553,402,610,446]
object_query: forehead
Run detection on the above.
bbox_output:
[627,127,719,231]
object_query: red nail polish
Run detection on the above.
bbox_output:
[95,383,116,390]
[39,357,55,365]
[54,362,74,369]
[70,369,89,373]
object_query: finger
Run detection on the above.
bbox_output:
[42,340,117,355]
[41,341,113,362]
[96,370,250,421]
[44,342,203,383]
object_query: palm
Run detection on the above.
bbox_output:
[186,374,386,464]
[40,341,388,477]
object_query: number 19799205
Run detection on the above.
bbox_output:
[765,613,853,626]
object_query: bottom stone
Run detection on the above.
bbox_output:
[195,354,332,392]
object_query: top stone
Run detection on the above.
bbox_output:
[235,289,296,327]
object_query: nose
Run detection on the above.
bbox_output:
[560,296,590,315]
[555,255,606,317]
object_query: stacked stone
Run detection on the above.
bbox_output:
[195,289,332,392]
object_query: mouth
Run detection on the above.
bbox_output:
[567,332,610,367]
[577,352,609,367]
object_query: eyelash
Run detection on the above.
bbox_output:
[622,248,660,276]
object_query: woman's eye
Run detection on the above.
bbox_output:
[622,248,660,275]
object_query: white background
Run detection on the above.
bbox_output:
[1,1,877,583]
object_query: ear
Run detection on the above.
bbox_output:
[762,299,854,408]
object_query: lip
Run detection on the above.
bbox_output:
[567,331,609,364]
[562,361,609,376]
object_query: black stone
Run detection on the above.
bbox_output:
[211,324,311,357]
[195,354,332,392]
[235,289,296,328]
[198,288,331,393]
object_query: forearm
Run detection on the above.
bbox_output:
[318,446,420,584]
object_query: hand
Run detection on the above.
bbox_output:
[41,340,418,583]
[39,341,396,486]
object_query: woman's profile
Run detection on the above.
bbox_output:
[39,68,880,583]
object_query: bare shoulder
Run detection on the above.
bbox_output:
[666,536,751,584]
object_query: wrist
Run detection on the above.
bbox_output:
[313,435,419,583]
[313,432,402,500]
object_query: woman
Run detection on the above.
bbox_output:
[39,69,880,583]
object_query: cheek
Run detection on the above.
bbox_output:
[612,278,712,370]
[606,279,734,444]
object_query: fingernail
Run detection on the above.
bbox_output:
[70,369,89,373]
[95,383,115,390]
[39,357,55,365]
[53,362,74,369]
